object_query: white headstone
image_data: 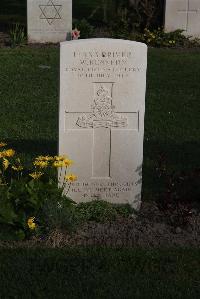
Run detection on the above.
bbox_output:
[165,0,200,38]
[27,0,72,43]
[59,39,147,210]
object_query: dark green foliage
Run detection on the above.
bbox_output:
[73,0,164,31]
[76,200,134,223]
[73,0,116,26]
[128,0,165,30]
[9,23,26,47]
[1,0,26,16]
[155,154,200,226]
[0,224,25,240]
[39,195,77,233]
[109,18,130,39]
[0,176,74,240]
[73,19,94,39]
[1,0,164,32]
[134,28,200,48]
[0,0,26,29]
[0,248,199,298]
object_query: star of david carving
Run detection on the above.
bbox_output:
[39,0,62,25]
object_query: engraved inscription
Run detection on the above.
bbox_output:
[69,180,138,202]
[39,0,62,25]
[65,50,141,80]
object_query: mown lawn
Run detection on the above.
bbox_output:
[0,47,199,199]
[0,247,199,299]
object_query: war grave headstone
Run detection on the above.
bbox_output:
[59,39,147,210]
[27,0,72,43]
[165,0,200,38]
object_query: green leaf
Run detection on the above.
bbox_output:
[0,199,18,225]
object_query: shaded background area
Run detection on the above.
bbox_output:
[0,0,26,30]
[0,0,165,32]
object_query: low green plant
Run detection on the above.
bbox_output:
[109,18,130,39]
[72,19,94,38]
[133,28,200,48]
[0,142,77,240]
[9,23,26,47]
[76,200,134,223]
[39,194,78,234]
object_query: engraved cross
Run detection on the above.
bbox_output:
[178,0,200,31]
[65,82,139,179]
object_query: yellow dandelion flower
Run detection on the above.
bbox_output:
[34,156,43,161]
[64,174,77,182]
[27,217,36,230]
[54,155,68,161]
[29,172,43,180]
[35,155,54,162]
[33,160,48,168]
[52,160,65,168]
[43,155,54,161]
[12,165,23,171]
[0,142,7,148]
[2,158,10,170]
[3,149,15,157]
[63,159,73,167]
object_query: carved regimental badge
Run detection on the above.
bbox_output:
[76,84,128,129]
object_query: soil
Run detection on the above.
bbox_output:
[0,201,199,249]
[0,31,60,48]
[0,32,9,47]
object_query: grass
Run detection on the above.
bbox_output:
[0,46,199,199]
[0,47,59,156]
[144,48,200,197]
[0,247,199,298]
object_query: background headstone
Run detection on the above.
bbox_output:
[27,0,72,43]
[59,39,147,210]
[165,0,200,38]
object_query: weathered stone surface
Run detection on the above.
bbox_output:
[27,0,72,43]
[59,39,147,209]
[165,0,200,38]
